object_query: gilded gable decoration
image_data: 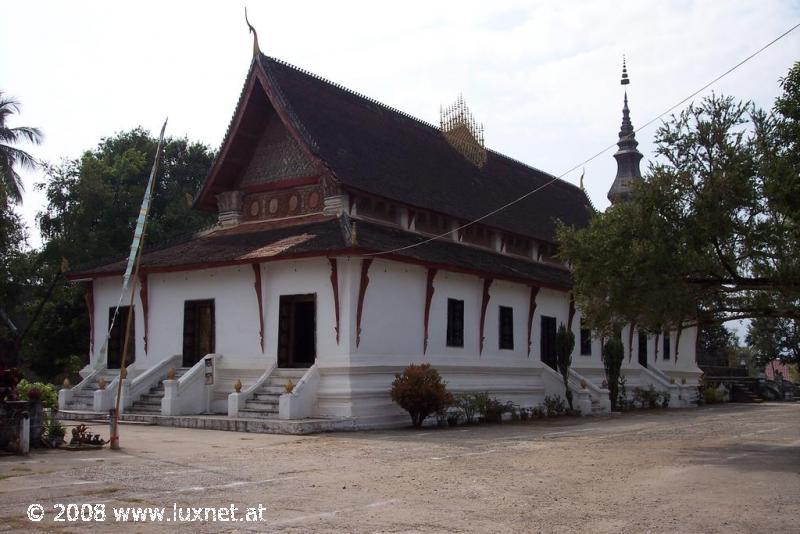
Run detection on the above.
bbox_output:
[440,94,487,168]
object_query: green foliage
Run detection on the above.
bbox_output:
[746,317,799,366]
[697,322,740,367]
[9,128,215,379]
[555,322,575,410]
[543,394,567,417]
[44,413,66,440]
[0,91,43,203]
[602,337,625,411]
[454,393,481,424]
[703,385,725,404]
[483,397,513,423]
[632,385,661,409]
[16,378,57,408]
[558,63,800,336]
[390,363,453,427]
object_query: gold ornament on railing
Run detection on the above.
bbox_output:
[63,377,71,389]
[284,379,295,393]
[166,367,176,380]
[234,379,242,393]
[97,378,107,390]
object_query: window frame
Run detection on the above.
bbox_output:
[446,298,465,348]
[498,305,514,350]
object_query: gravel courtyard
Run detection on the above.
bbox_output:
[1,403,798,533]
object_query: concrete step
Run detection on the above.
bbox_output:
[244,400,279,410]
[237,408,279,419]
[128,406,161,414]
[274,368,308,379]
[252,392,282,401]
[139,393,164,402]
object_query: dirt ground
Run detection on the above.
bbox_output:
[0,403,798,533]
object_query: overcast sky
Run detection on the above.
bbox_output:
[2,0,798,252]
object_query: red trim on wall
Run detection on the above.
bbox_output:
[252,263,265,352]
[423,268,437,354]
[355,258,373,348]
[328,257,340,344]
[139,273,149,354]
[85,281,94,356]
[527,286,540,358]
[479,278,493,355]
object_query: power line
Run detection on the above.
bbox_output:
[362,21,800,258]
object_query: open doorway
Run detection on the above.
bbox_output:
[107,306,135,369]
[182,299,215,368]
[278,294,316,368]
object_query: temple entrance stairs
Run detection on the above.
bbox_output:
[63,369,119,411]
[238,368,307,419]
[127,368,190,414]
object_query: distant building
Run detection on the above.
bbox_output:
[61,49,700,426]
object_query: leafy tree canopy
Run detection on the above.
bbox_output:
[11,128,215,379]
[558,62,800,337]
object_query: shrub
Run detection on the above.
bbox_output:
[556,323,576,411]
[390,364,453,427]
[704,386,724,404]
[17,379,58,409]
[484,397,513,423]
[543,395,567,417]
[44,414,66,441]
[602,337,625,411]
[659,391,670,408]
[632,386,660,409]
[454,393,479,424]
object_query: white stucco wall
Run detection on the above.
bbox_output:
[86,255,700,420]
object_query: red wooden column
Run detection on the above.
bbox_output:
[84,281,94,356]
[138,273,149,354]
[252,263,265,353]
[355,259,373,348]
[479,278,493,355]
[423,268,437,354]
[328,258,341,344]
[527,286,540,357]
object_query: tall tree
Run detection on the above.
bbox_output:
[696,322,739,368]
[746,317,799,366]
[558,63,800,337]
[17,128,215,379]
[0,92,42,203]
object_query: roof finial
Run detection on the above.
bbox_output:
[621,54,630,85]
[244,7,261,58]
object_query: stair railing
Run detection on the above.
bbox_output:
[162,354,222,416]
[58,367,101,410]
[279,364,320,420]
[123,354,183,411]
[228,362,277,417]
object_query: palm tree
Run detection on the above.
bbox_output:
[0,92,42,203]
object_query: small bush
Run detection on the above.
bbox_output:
[543,395,567,417]
[44,414,66,441]
[17,379,58,409]
[704,386,724,404]
[391,364,453,427]
[632,386,660,409]
[484,397,513,423]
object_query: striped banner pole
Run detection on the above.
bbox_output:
[109,118,168,450]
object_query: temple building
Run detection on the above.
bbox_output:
[60,46,701,429]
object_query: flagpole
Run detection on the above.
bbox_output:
[110,118,168,450]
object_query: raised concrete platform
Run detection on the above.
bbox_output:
[57,410,406,435]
